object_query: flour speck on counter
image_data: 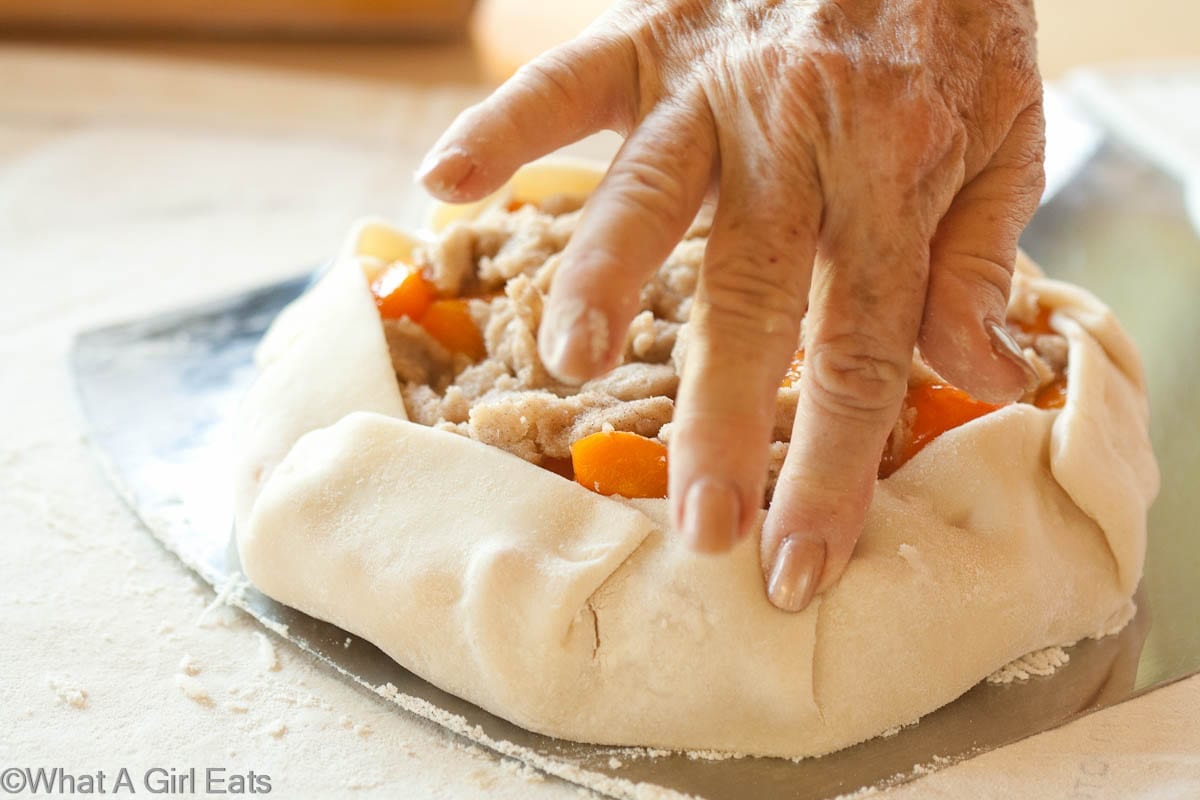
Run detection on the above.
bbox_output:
[254,631,282,673]
[174,673,214,706]
[45,674,87,710]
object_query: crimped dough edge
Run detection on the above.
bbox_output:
[233,160,1157,758]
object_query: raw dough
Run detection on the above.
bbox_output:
[233,161,1158,758]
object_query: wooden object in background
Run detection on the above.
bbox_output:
[0,0,473,38]
[471,0,607,81]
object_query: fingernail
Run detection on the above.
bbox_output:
[538,300,611,383]
[767,536,825,612]
[985,319,1039,392]
[680,479,741,553]
[415,145,474,196]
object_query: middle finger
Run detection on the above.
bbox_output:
[669,141,822,553]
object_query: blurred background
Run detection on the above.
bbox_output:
[2,0,1199,85]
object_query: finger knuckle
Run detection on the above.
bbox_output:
[606,153,694,221]
[516,52,583,107]
[698,261,803,347]
[806,334,908,419]
[671,405,773,449]
[813,59,958,180]
[892,95,957,168]
[934,252,1012,311]
[1000,105,1048,193]
[775,48,843,127]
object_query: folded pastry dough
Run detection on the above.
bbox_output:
[233,162,1158,758]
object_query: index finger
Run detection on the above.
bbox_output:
[417,29,638,203]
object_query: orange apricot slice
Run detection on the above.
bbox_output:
[1014,305,1054,336]
[780,348,805,388]
[570,431,668,499]
[1034,375,1068,410]
[372,264,437,321]
[420,299,486,361]
[905,383,1001,461]
[880,383,1001,477]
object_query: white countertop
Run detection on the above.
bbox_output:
[2,43,1197,799]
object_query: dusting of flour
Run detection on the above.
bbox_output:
[375,683,700,800]
[254,631,282,672]
[896,543,931,578]
[175,673,214,706]
[45,673,88,709]
[987,646,1071,684]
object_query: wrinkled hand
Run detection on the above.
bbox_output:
[417,0,1045,612]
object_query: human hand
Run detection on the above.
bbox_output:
[417,0,1045,612]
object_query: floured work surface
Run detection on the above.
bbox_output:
[73,141,1200,799]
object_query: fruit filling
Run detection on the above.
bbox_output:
[367,196,1070,500]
